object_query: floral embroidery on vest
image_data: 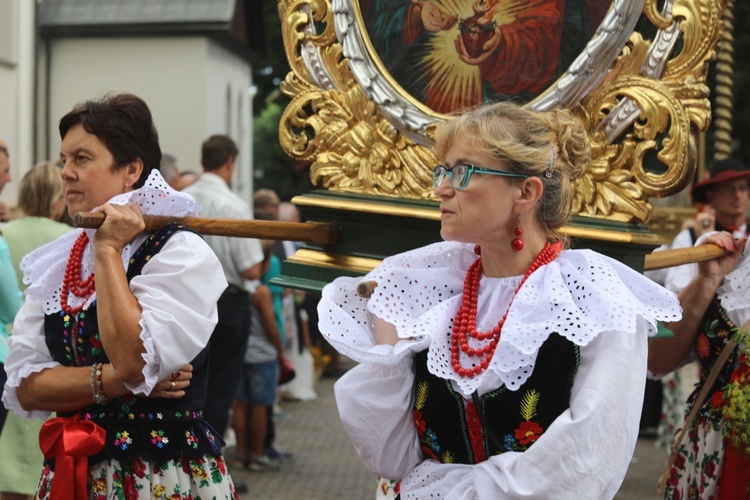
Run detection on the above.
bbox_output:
[414,381,454,463]
[505,389,544,451]
[412,333,578,465]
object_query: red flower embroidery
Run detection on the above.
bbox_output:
[730,363,750,383]
[414,410,426,437]
[710,391,725,409]
[38,478,48,499]
[123,475,138,500]
[705,460,716,478]
[514,421,543,445]
[217,457,226,475]
[133,458,147,479]
[674,453,686,469]
[696,334,710,358]
[668,468,680,487]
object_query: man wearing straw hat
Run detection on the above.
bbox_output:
[665,157,750,293]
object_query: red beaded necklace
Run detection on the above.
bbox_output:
[450,241,562,378]
[60,232,96,315]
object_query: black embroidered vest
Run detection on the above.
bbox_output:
[413,333,579,464]
[43,224,223,465]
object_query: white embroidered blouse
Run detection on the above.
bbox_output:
[2,170,228,420]
[319,241,681,499]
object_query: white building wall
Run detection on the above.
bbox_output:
[44,36,210,176]
[0,0,35,206]
[204,40,253,204]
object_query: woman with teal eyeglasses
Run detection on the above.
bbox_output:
[318,102,682,498]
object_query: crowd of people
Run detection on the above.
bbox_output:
[0,92,748,499]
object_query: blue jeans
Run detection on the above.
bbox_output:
[246,360,279,406]
[203,287,251,438]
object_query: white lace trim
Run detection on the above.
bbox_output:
[21,169,200,315]
[1,360,58,420]
[124,315,160,396]
[718,246,750,318]
[319,241,681,394]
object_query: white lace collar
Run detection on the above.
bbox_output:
[320,241,681,395]
[718,245,750,323]
[21,169,201,314]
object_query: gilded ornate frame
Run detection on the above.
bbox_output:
[279,0,725,223]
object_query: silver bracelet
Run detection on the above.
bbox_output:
[90,363,110,405]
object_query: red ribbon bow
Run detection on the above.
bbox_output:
[39,415,107,500]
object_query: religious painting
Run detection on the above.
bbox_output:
[358,0,610,113]
[279,0,723,221]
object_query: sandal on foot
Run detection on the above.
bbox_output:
[231,455,249,469]
[248,454,279,471]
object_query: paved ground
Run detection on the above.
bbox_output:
[230,375,666,499]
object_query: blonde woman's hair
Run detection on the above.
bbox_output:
[434,102,591,242]
[18,161,63,218]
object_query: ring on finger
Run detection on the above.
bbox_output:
[171,381,176,390]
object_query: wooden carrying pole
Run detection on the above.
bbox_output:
[74,210,726,275]
[642,244,727,271]
[73,212,339,245]
[355,244,730,298]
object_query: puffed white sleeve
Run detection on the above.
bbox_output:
[400,320,649,500]
[2,297,59,420]
[333,361,424,480]
[126,231,227,395]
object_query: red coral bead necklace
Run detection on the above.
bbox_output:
[450,241,562,378]
[60,232,96,315]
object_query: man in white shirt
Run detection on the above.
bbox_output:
[665,157,750,293]
[184,135,264,440]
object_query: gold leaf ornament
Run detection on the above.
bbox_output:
[277,0,726,222]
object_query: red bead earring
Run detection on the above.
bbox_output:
[474,245,481,255]
[511,215,524,251]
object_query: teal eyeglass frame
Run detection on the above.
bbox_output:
[432,163,529,190]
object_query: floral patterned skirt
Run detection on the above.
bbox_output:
[664,415,725,499]
[36,454,238,500]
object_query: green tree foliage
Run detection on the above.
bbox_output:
[252,0,305,201]
[253,101,313,201]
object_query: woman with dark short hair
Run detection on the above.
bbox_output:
[2,94,238,499]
